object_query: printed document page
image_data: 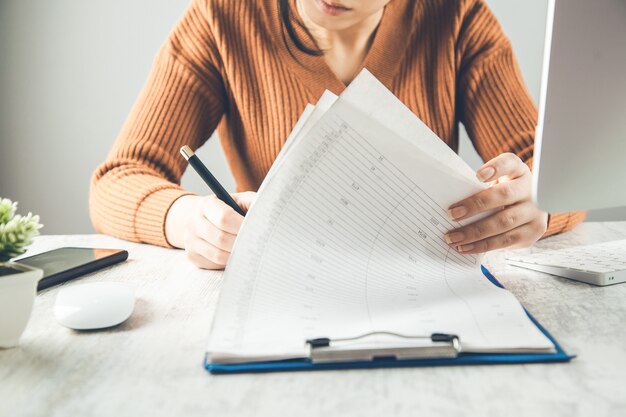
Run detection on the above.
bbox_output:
[341,71,479,184]
[206,71,553,363]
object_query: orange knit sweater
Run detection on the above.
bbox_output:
[90,0,585,248]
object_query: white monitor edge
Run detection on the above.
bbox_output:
[532,0,556,212]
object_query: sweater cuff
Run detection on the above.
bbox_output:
[543,211,587,238]
[135,187,194,247]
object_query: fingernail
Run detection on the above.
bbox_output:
[444,232,465,244]
[458,243,474,253]
[477,166,495,182]
[448,206,468,220]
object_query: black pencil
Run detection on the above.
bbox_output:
[180,145,246,217]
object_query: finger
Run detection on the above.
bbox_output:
[476,152,529,182]
[448,177,529,221]
[455,222,540,254]
[232,191,257,212]
[444,202,537,246]
[201,197,245,234]
[187,250,225,270]
[194,217,237,252]
[198,222,237,252]
[185,235,231,268]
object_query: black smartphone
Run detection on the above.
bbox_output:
[17,247,129,291]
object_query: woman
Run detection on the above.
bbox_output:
[90,0,584,269]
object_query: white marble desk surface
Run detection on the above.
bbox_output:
[1,222,625,417]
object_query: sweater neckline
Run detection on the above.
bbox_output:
[269,0,413,97]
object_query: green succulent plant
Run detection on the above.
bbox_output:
[0,198,43,262]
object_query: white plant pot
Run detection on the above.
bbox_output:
[0,262,43,348]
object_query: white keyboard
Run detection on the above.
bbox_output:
[506,239,626,286]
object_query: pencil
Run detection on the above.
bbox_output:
[180,145,246,217]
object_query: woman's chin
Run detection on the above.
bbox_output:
[301,0,358,31]
[314,0,353,17]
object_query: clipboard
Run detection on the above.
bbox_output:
[205,266,573,374]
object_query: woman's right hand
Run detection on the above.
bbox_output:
[165,192,257,269]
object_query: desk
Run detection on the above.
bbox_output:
[1,222,626,417]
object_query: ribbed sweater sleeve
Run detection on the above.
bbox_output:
[457,0,585,237]
[89,0,227,247]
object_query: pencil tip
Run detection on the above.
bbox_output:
[180,145,194,160]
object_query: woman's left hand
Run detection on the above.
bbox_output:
[444,153,549,254]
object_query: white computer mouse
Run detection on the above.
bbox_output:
[54,282,135,330]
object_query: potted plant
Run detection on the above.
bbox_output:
[0,198,43,348]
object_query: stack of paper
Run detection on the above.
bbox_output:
[206,70,554,364]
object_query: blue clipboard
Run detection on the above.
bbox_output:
[205,266,574,374]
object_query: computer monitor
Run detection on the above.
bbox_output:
[532,0,626,213]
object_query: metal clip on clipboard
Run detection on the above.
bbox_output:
[306,332,462,363]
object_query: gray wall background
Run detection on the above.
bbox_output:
[1,0,624,235]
